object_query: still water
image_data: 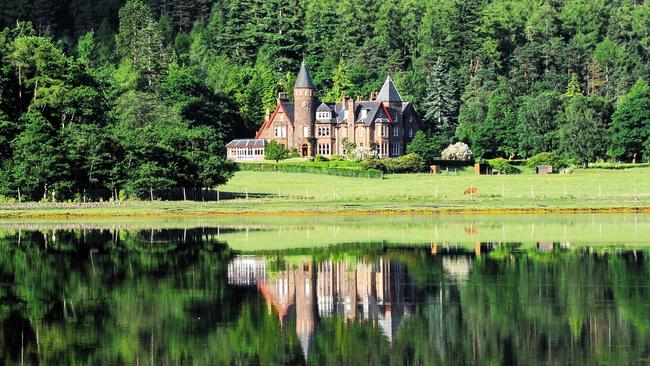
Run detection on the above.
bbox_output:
[1,214,650,365]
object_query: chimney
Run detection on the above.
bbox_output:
[264,109,270,123]
[346,98,355,142]
[277,92,289,103]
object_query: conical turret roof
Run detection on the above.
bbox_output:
[376,76,403,102]
[294,61,315,89]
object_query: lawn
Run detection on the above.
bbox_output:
[1,167,649,218]
[221,167,650,204]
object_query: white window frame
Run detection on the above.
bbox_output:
[317,111,331,120]
[409,128,413,138]
[393,126,399,137]
[317,143,331,155]
[303,126,309,137]
[317,126,330,137]
[274,126,287,138]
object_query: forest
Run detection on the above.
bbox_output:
[1,0,650,201]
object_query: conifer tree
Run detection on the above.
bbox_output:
[423,57,456,133]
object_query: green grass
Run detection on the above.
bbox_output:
[222,167,650,203]
[1,167,649,217]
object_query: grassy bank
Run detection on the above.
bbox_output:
[1,167,649,218]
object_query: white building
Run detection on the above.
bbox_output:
[226,139,266,162]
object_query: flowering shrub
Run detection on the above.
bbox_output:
[441,142,473,160]
[353,146,379,162]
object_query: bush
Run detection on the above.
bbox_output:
[265,140,290,162]
[488,158,520,174]
[363,154,425,173]
[441,142,473,160]
[526,152,567,170]
[352,146,379,162]
[330,155,345,161]
[239,162,383,178]
[313,155,330,162]
[0,194,17,204]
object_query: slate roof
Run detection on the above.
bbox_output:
[376,76,403,102]
[294,61,315,89]
[280,102,294,122]
[226,139,266,148]
[316,103,332,112]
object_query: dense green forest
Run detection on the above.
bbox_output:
[1,0,650,201]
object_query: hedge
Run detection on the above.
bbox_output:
[238,162,384,178]
[588,162,650,170]
[429,159,475,167]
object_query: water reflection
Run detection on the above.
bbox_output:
[0,220,650,365]
[229,256,415,353]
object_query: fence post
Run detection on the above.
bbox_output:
[17,188,21,203]
[217,189,220,202]
[183,187,187,201]
[150,187,154,201]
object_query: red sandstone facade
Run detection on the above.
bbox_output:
[255,62,423,158]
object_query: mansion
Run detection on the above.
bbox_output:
[244,62,423,159]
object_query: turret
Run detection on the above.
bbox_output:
[293,61,315,155]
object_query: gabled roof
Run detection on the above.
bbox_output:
[280,102,295,122]
[376,76,403,102]
[294,61,315,89]
[316,103,332,112]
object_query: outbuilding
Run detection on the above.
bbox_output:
[535,165,553,174]
[226,139,266,162]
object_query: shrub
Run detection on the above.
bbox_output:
[0,195,16,204]
[239,162,383,178]
[526,152,567,170]
[363,154,425,173]
[362,159,386,172]
[441,142,473,160]
[330,155,345,161]
[313,155,330,162]
[265,140,290,162]
[488,158,520,174]
[352,146,379,162]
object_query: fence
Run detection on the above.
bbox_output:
[2,187,275,203]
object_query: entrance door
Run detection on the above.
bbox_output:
[301,144,309,157]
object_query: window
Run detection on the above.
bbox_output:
[361,109,368,119]
[381,142,389,157]
[317,143,331,155]
[409,128,413,138]
[393,126,399,137]
[391,143,400,156]
[344,110,349,119]
[317,126,330,137]
[317,111,331,120]
[303,126,309,137]
[382,125,388,137]
[274,126,286,138]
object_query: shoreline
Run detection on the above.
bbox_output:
[1,202,649,219]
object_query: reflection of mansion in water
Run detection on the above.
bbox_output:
[228,256,416,358]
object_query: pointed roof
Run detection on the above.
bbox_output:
[316,103,332,112]
[376,76,403,102]
[294,61,315,89]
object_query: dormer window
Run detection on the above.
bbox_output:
[361,109,368,119]
[317,111,331,120]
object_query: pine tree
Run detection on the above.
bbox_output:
[423,57,456,133]
[324,59,352,102]
[564,74,583,98]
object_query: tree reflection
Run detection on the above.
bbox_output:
[0,229,650,365]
